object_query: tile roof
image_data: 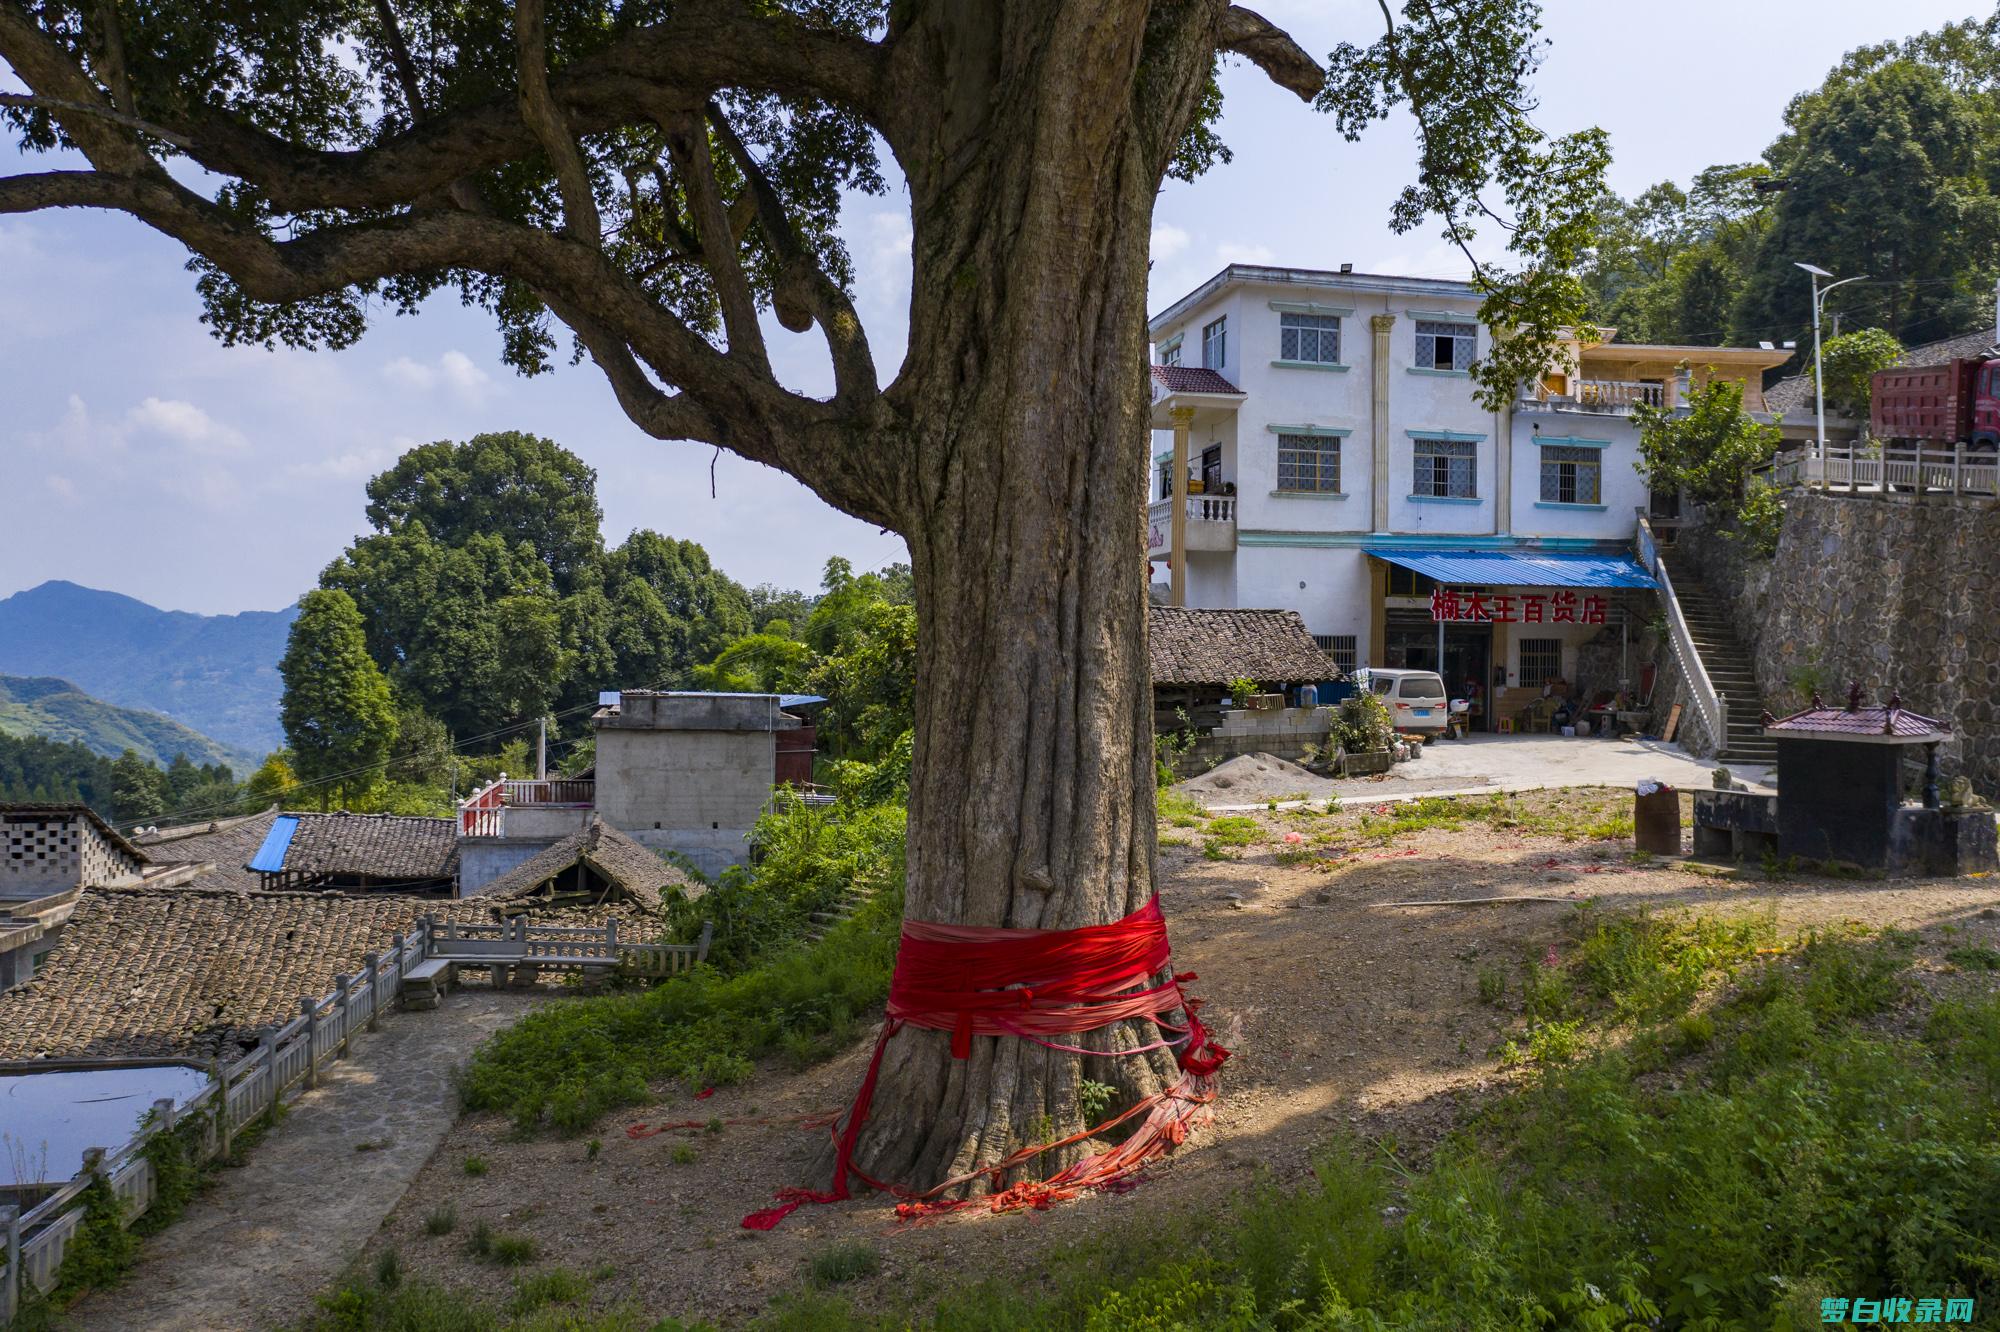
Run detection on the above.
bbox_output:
[1149,607,1335,687]
[271,812,459,882]
[2,803,149,865]
[1150,365,1244,395]
[1765,694,1949,741]
[480,818,700,910]
[0,886,636,1061]
[133,808,279,894]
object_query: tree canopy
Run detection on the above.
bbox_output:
[1582,8,2000,350]
[279,588,399,808]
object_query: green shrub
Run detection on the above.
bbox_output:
[1334,692,1394,754]
[510,1268,590,1313]
[1476,965,1507,1006]
[486,1234,538,1267]
[670,1143,697,1165]
[423,1205,457,1236]
[462,1155,488,1177]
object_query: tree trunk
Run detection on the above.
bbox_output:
[832,2,1220,1196]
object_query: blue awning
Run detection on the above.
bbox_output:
[1364,548,1656,589]
[247,814,299,874]
[778,694,829,710]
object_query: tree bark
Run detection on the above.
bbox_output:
[828,1,1218,1195]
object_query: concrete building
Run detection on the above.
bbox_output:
[458,691,816,888]
[1145,264,1789,729]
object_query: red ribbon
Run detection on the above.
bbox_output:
[741,894,1227,1229]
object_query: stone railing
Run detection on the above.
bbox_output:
[1784,444,2000,499]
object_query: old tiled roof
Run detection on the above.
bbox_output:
[2,803,149,865]
[273,812,459,881]
[481,818,699,910]
[0,886,631,1061]
[1763,325,1999,420]
[134,808,279,894]
[1149,607,1334,687]
[1151,365,1244,395]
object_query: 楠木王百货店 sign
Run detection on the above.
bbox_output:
[1430,588,1606,625]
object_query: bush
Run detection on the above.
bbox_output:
[423,1205,457,1237]
[808,1242,881,1288]
[1334,692,1394,754]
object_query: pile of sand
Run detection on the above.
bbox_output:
[1174,752,1340,805]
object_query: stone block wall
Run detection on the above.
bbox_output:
[1679,491,2000,795]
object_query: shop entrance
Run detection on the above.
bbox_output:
[1384,617,1493,731]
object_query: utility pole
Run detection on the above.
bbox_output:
[1795,262,1867,454]
[536,716,547,781]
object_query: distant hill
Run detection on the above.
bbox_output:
[0,581,296,761]
[0,675,255,772]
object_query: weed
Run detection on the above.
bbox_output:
[705,1117,723,1135]
[422,1205,456,1237]
[487,1234,538,1267]
[808,1242,882,1288]
[510,1267,590,1313]
[462,1155,488,1177]
[670,1143,697,1165]
[1946,945,2000,971]
[585,1137,601,1161]
[1203,816,1261,848]
[1157,790,1206,828]
[466,1222,494,1259]
[1078,1079,1115,1123]
[373,1248,401,1290]
[1200,841,1237,861]
[1669,1011,1716,1055]
[1476,965,1507,1006]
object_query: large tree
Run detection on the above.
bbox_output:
[1,0,1603,1194]
[279,589,399,809]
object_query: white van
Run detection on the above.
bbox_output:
[1356,667,1450,737]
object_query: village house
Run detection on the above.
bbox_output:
[2,804,182,991]
[1148,606,1341,766]
[1144,264,1790,730]
[457,690,820,888]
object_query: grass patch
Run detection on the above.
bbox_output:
[462,1155,489,1177]
[1946,944,2000,971]
[1350,789,1640,846]
[510,1268,591,1314]
[1202,815,1262,848]
[460,804,906,1134]
[422,1205,457,1237]
[808,1242,882,1289]
[1156,789,1206,828]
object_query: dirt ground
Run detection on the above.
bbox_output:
[361,792,2000,1328]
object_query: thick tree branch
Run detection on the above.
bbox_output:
[662,108,767,372]
[1217,6,1323,102]
[0,3,159,172]
[0,93,189,149]
[89,0,132,115]
[709,104,878,409]
[109,2,889,215]
[513,0,601,245]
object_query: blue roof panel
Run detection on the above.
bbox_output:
[1364,548,1656,589]
[247,814,299,874]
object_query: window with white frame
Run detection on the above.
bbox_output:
[1202,316,1227,369]
[1313,634,1359,677]
[1412,437,1477,499]
[1279,312,1340,364]
[1158,340,1182,367]
[1415,319,1477,371]
[1276,433,1342,493]
[1539,444,1602,505]
[1519,638,1563,687]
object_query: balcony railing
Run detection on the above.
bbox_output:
[1146,494,1237,556]
[502,778,595,807]
[1575,379,1665,410]
[458,776,597,837]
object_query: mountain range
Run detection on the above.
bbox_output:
[0,675,253,771]
[0,581,296,764]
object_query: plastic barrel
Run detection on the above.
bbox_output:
[1633,786,1681,855]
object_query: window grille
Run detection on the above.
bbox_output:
[1519,638,1563,687]
[1276,434,1341,493]
[1412,437,1477,499]
[1313,634,1359,676]
[1539,445,1602,504]
[1279,312,1340,364]
[1415,319,1477,371]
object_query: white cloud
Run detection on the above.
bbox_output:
[127,396,249,454]
[382,349,494,402]
[1150,224,1192,261]
[1217,242,1276,265]
[44,474,77,503]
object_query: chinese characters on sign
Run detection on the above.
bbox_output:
[1429,587,1608,626]
[1820,1296,1975,1324]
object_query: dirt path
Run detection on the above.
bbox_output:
[64,989,546,1332]
[355,796,2000,1326]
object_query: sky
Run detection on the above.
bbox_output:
[0,0,1983,615]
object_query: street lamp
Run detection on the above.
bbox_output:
[1795,262,1868,456]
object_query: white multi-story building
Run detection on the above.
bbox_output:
[1145,264,1790,729]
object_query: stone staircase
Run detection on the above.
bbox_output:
[1667,572,1777,767]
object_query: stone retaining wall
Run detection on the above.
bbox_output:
[1678,490,2000,794]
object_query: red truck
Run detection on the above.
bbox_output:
[1870,356,2000,450]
